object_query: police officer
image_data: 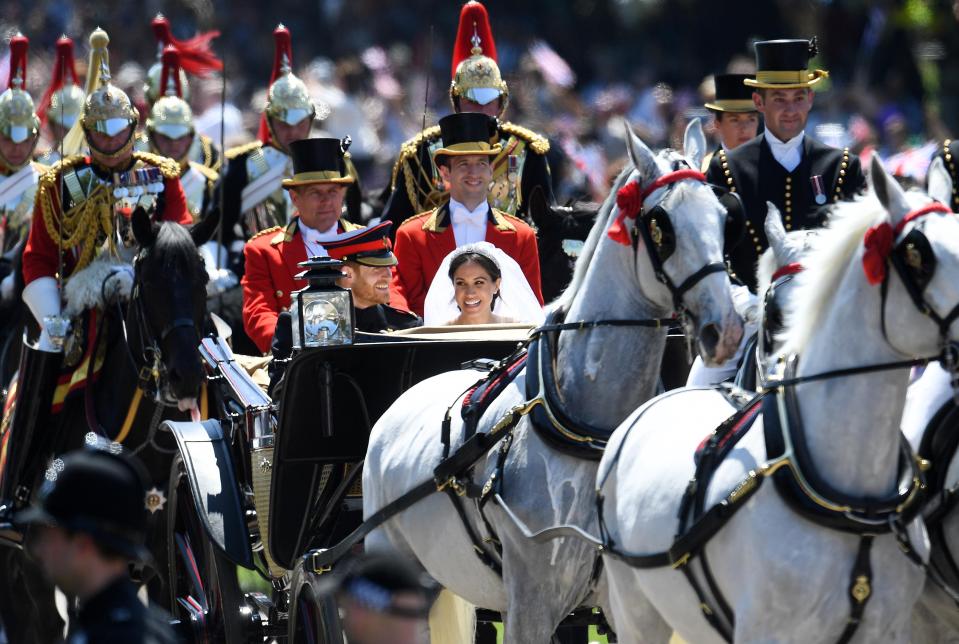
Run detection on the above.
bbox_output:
[705,38,866,293]
[323,222,422,334]
[702,73,760,170]
[16,446,176,643]
[382,0,553,230]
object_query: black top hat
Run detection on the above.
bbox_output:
[434,112,501,159]
[323,221,397,267]
[744,38,828,89]
[705,73,758,113]
[16,448,151,562]
[283,137,355,189]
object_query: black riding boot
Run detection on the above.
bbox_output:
[0,339,61,543]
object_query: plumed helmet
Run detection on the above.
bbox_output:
[143,14,222,106]
[39,36,85,129]
[449,2,508,116]
[146,46,194,141]
[81,28,139,137]
[0,33,40,146]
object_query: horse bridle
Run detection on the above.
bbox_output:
[534,163,732,338]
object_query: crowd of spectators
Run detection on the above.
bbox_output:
[3,0,959,201]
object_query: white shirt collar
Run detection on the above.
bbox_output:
[764,129,805,172]
[448,198,489,247]
[298,218,340,243]
[764,129,805,152]
[449,198,489,222]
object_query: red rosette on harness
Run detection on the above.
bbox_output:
[37,35,81,128]
[861,202,952,285]
[607,169,707,246]
[151,14,222,77]
[451,1,498,77]
[257,24,294,143]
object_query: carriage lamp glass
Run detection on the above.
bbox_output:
[292,256,355,349]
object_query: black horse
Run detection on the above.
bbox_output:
[0,209,217,643]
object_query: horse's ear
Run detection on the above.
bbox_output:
[624,119,660,182]
[190,208,220,247]
[927,156,954,208]
[131,207,159,247]
[869,153,910,224]
[763,201,788,260]
[683,117,706,170]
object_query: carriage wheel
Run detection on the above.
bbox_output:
[167,453,249,643]
[288,556,345,644]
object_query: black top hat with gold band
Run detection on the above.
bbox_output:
[705,74,757,113]
[282,138,355,189]
[744,38,828,90]
[323,222,397,267]
[434,113,501,160]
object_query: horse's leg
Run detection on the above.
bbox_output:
[604,560,672,644]
[0,547,64,644]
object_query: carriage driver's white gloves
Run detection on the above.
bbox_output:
[22,277,65,353]
[685,284,759,387]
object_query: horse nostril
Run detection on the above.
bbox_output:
[698,323,720,355]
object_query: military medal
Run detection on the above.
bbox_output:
[811,175,826,205]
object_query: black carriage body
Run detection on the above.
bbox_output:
[269,334,526,570]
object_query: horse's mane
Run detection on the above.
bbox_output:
[554,165,633,311]
[779,197,882,356]
[755,248,778,299]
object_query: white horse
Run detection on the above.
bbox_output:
[362,119,743,643]
[598,155,959,644]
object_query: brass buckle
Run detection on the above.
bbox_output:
[310,551,331,575]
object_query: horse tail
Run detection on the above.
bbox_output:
[428,588,475,644]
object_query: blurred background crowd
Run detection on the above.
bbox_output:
[2,0,958,202]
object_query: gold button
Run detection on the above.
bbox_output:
[785,199,791,207]
[784,191,791,198]
[784,214,792,221]
[752,236,760,243]
[838,178,844,185]
[840,169,846,176]
[726,177,733,185]
[722,162,728,168]
[841,162,848,169]
[730,187,736,193]
[785,177,792,184]
[275,290,284,297]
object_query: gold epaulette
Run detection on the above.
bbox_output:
[188,161,220,184]
[226,140,263,161]
[491,208,518,232]
[390,126,442,189]
[249,225,282,242]
[399,210,433,227]
[499,122,550,156]
[132,151,181,180]
[341,218,363,232]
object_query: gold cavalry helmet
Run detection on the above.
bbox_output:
[143,14,223,106]
[0,33,40,146]
[449,1,509,115]
[265,24,315,127]
[146,46,194,142]
[42,36,86,129]
[145,58,190,107]
[81,29,139,139]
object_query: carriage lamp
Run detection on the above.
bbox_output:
[292,256,355,349]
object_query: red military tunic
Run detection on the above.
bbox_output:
[390,202,543,316]
[22,153,192,284]
[241,217,362,353]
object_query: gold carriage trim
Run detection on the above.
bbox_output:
[225,140,263,161]
[499,121,550,156]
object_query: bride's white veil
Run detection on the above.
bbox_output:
[423,242,545,326]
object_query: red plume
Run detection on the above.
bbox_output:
[7,33,28,91]
[151,14,222,77]
[258,24,294,143]
[38,36,80,128]
[158,45,183,99]
[451,1,497,78]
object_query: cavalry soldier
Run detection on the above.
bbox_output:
[705,38,865,292]
[930,139,959,212]
[144,45,218,223]
[382,0,554,232]
[390,112,541,317]
[0,33,47,259]
[16,446,177,643]
[34,35,86,167]
[140,13,222,172]
[0,28,191,531]
[702,73,760,170]
[323,222,422,334]
[241,137,362,353]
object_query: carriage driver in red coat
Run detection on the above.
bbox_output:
[390,112,542,316]
[241,137,363,354]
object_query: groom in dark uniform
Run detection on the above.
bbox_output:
[706,38,866,292]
